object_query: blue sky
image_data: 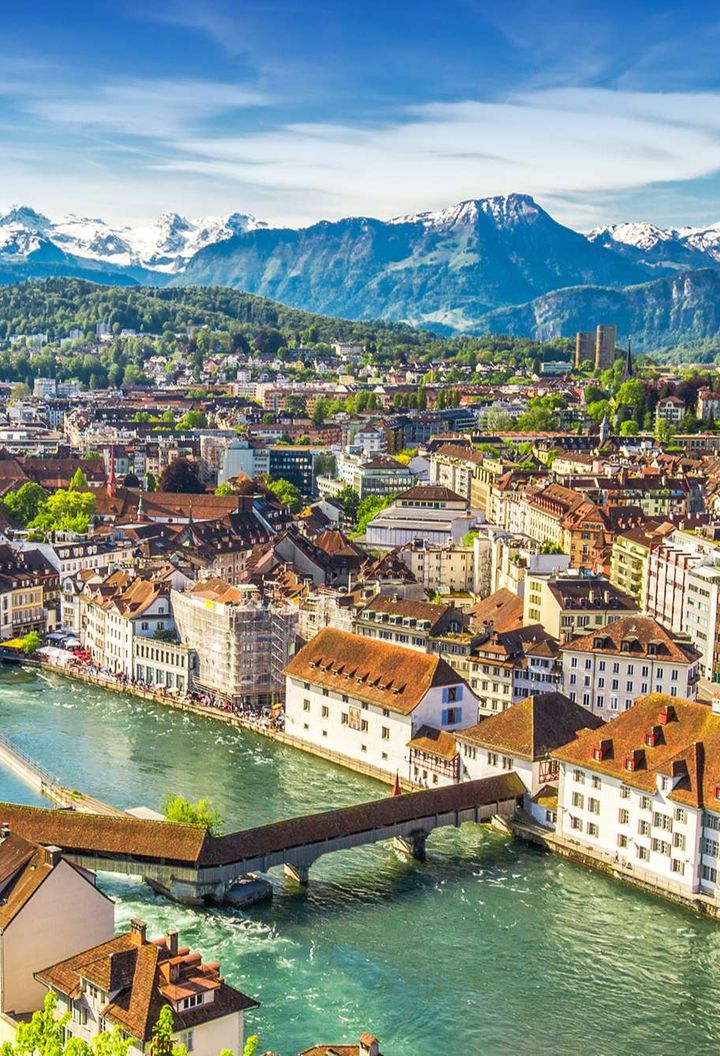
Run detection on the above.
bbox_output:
[3,0,720,229]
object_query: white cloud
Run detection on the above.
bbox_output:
[150,87,720,227]
[24,76,267,139]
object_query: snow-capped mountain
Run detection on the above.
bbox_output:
[588,218,720,270]
[3,193,720,337]
[0,205,267,274]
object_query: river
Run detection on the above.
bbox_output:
[2,666,720,1056]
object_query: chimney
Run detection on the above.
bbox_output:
[43,845,63,867]
[166,931,179,956]
[129,919,147,945]
[359,1034,379,1056]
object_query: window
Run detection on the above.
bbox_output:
[702,864,718,883]
[636,845,649,861]
[670,859,685,875]
[183,1032,194,1053]
[322,688,329,697]
[703,837,719,857]
[442,706,462,725]
[381,726,390,740]
[321,705,329,719]
[640,796,652,811]
[361,719,369,732]
[598,660,606,672]
[638,820,651,837]
[588,797,600,814]
[653,812,672,832]
[303,699,311,712]
[591,776,601,789]
[488,752,498,766]
[674,808,687,824]
[673,832,686,851]
[651,838,671,856]
[618,834,628,848]
[586,822,599,837]
[183,995,203,1010]
[571,792,584,808]
[573,769,584,784]
[341,712,348,725]
[620,785,631,799]
[570,816,582,831]
[502,756,513,771]
[619,809,629,825]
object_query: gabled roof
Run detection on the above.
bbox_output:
[456,692,605,760]
[470,589,523,633]
[285,627,467,715]
[36,927,257,1043]
[563,615,699,664]
[553,693,720,807]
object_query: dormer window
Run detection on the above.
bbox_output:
[181,994,205,1010]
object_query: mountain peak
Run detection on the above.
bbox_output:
[0,205,51,229]
[391,192,544,229]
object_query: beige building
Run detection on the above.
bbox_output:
[172,578,298,706]
[523,571,639,641]
[0,831,113,1032]
[396,537,492,596]
[37,921,258,1056]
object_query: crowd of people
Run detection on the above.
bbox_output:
[50,651,287,733]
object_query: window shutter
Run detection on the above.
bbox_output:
[441,687,449,703]
[441,708,448,725]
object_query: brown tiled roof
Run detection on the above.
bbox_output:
[456,692,605,760]
[562,615,699,664]
[469,589,523,633]
[203,773,525,867]
[36,927,257,1043]
[358,593,453,630]
[314,530,366,559]
[0,804,210,866]
[397,484,465,503]
[408,725,459,760]
[552,693,720,807]
[285,627,466,715]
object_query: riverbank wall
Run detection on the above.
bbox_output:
[38,659,419,791]
[514,817,720,921]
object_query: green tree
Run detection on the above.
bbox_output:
[214,482,234,495]
[243,1038,259,1056]
[31,489,96,534]
[19,630,42,653]
[265,477,304,513]
[1,481,47,526]
[178,410,208,430]
[162,794,224,834]
[619,420,639,436]
[354,493,395,537]
[336,486,361,523]
[516,404,559,432]
[146,472,157,492]
[68,468,88,491]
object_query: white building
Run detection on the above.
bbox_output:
[396,536,492,597]
[655,396,686,427]
[219,437,270,484]
[561,616,700,722]
[455,692,605,823]
[0,831,113,1031]
[284,627,478,784]
[365,485,476,550]
[335,453,415,498]
[553,694,720,900]
[37,921,258,1056]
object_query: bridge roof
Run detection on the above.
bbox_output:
[200,773,525,867]
[0,804,210,866]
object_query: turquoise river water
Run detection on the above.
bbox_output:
[2,666,720,1055]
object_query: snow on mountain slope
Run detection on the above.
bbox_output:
[589,218,720,265]
[0,206,267,273]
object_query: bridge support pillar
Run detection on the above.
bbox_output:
[284,862,309,885]
[393,830,428,862]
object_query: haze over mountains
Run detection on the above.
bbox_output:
[2,195,720,347]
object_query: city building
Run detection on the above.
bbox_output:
[575,331,595,368]
[0,831,113,1030]
[595,324,617,370]
[269,447,317,497]
[455,692,605,820]
[396,536,492,597]
[553,694,720,901]
[172,578,298,707]
[353,595,465,650]
[284,627,478,782]
[299,1034,381,1056]
[609,521,673,605]
[523,571,639,641]
[335,453,415,499]
[655,396,686,428]
[219,437,270,484]
[36,921,258,1056]
[696,387,720,422]
[365,486,476,549]
[561,615,700,722]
